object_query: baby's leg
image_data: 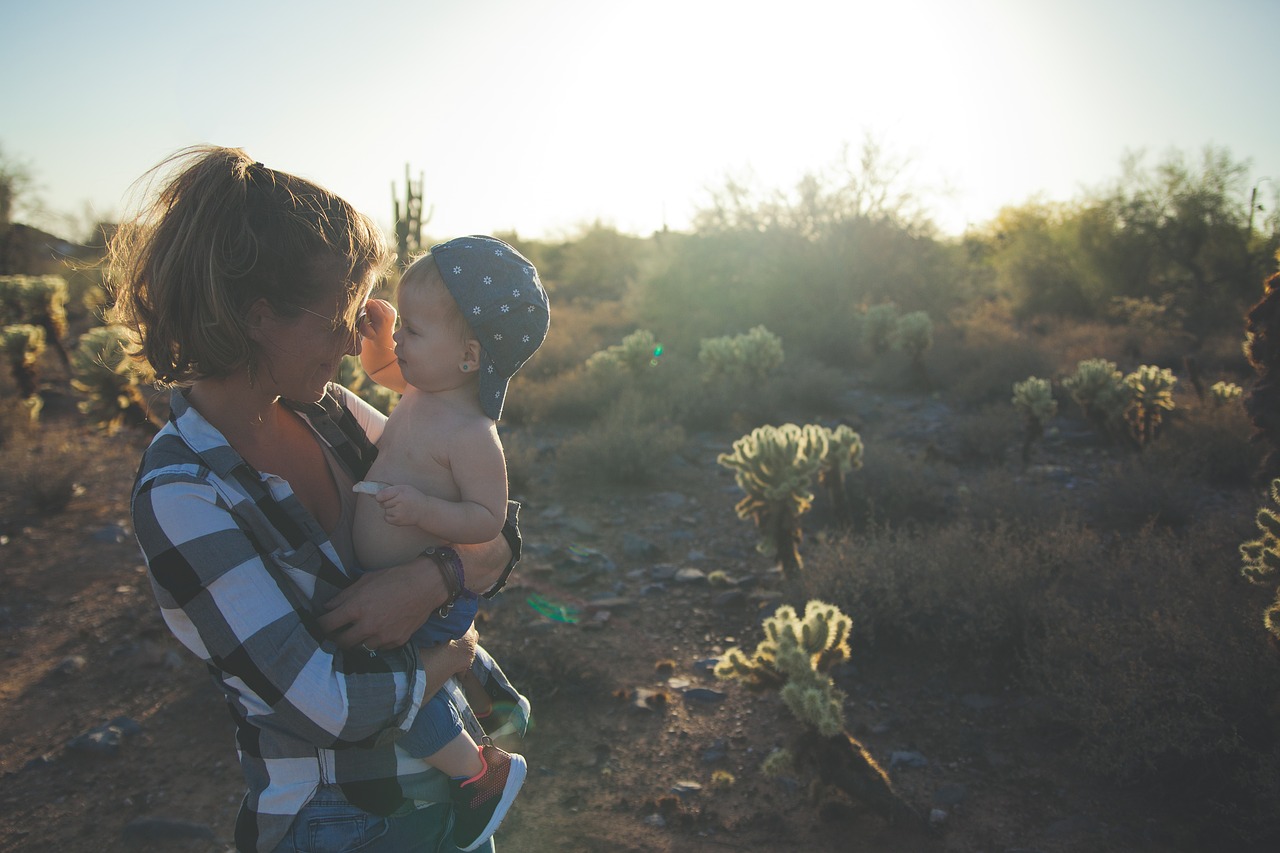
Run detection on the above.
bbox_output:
[425,730,484,778]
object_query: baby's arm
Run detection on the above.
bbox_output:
[374,423,508,544]
[359,298,407,394]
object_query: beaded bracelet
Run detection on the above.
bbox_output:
[421,546,474,618]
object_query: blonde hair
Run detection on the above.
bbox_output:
[398,253,474,341]
[107,146,392,385]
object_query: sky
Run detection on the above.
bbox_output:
[2,0,1277,242]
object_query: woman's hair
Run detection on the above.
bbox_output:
[107,146,392,385]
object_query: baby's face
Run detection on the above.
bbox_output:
[392,271,477,394]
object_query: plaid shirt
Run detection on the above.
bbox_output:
[132,385,507,852]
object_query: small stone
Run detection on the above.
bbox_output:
[674,568,707,584]
[929,808,948,826]
[671,780,702,797]
[888,750,928,769]
[933,783,969,806]
[642,814,667,828]
[683,688,727,705]
[54,655,87,675]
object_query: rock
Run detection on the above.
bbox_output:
[622,533,662,559]
[671,780,702,797]
[691,658,719,675]
[122,817,215,842]
[90,523,129,544]
[67,717,143,756]
[888,750,929,769]
[701,739,728,764]
[712,590,747,611]
[642,813,666,828]
[54,655,87,675]
[683,688,727,705]
[933,783,969,806]
[674,568,707,584]
[929,808,948,826]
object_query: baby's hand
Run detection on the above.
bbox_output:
[360,298,397,352]
[375,484,429,527]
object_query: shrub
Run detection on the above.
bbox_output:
[552,397,685,488]
[698,325,784,383]
[861,304,898,357]
[585,328,663,376]
[1143,397,1260,487]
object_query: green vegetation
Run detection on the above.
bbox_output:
[5,139,1279,846]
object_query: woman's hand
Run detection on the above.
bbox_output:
[318,557,448,650]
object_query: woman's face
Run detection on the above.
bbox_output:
[256,269,373,402]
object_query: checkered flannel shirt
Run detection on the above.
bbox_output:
[132,384,513,852]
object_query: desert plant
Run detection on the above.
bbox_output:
[862,303,898,357]
[1210,380,1243,407]
[584,328,662,376]
[811,423,863,520]
[1062,358,1129,430]
[698,325,785,383]
[70,325,163,432]
[1240,477,1280,639]
[717,423,828,579]
[553,397,685,487]
[1122,364,1178,448]
[894,310,932,363]
[1,323,45,400]
[0,275,71,370]
[716,601,919,824]
[1012,376,1058,464]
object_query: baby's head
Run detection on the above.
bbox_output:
[402,236,549,420]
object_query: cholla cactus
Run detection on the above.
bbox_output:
[2,323,46,398]
[0,275,70,369]
[716,601,852,735]
[1123,364,1177,448]
[718,423,827,579]
[71,325,162,432]
[1240,478,1280,639]
[809,423,863,519]
[698,325,784,383]
[862,304,898,356]
[585,328,662,375]
[1063,359,1128,423]
[1210,380,1243,407]
[894,311,933,364]
[1012,376,1058,464]
[716,600,919,824]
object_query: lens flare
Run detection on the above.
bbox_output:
[526,593,580,623]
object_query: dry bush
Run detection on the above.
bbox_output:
[803,518,1098,662]
[0,420,88,521]
[1144,397,1263,488]
[551,396,686,488]
[1021,515,1280,845]
[928,319,1056,406]
[1082,457,1202,532]
[522,298,636,380]
[840,443,957,530]
[939,402,1021,467]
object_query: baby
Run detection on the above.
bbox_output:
[353,235,549,852]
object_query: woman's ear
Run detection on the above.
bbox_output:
[244,298,274,344]
[460,338,481,373]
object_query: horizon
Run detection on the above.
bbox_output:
[2,0,1277,243]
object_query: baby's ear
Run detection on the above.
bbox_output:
[460,338,481,373]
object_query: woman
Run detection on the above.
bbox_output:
[108,147,523,852]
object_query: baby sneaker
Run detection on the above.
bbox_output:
[449,742,527,851]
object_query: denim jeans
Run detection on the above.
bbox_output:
[269,785,495,853]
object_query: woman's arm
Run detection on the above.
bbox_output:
[319,527,514,649]
[134,470,428,747]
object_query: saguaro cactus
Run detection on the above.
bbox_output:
[717,423,827,579]
[716,601,920,825]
